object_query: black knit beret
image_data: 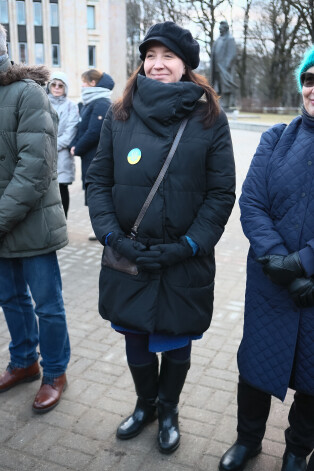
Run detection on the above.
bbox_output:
[139,21,200,70]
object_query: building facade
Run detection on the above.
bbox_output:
[0,0,127,99]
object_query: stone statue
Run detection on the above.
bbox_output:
[210,20,237,109]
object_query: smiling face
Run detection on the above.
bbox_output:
[144,42,186,84]
[50,79,65,97]
[302,66,314,117]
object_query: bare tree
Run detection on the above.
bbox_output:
[250,0,304,105]
[287,0,314,43]
[236,0,254,99]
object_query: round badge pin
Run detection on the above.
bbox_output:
[127,148,141,165]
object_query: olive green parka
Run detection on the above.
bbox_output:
[0,58,68,257]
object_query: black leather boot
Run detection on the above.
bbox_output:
[116,357,158,440]
[157,354,190,454]
[281,450,306,471]
[219,442,262,471]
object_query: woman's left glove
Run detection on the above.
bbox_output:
[256,252,305,285]
[136,237,193,271]
[288,277,314,308]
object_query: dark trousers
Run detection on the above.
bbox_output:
[59,183,69,218]
[237,376,314,457]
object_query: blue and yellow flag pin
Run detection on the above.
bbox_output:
[127,148,141,165]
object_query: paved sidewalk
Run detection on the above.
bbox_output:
[0,129,296,471]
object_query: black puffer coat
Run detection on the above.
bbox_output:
[86,75,235,335]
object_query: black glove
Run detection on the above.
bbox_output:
[107,232,146,263]
[288,277,314,308]
[136,237,193,271]
[256,252,304,285]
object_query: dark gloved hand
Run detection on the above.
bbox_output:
[136,237,193,271]
[107,232,146,263]
[288,277,314,308]
[256,252,304,285]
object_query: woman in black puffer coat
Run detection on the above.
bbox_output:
[70,69,114,205]
[86,22,235,454]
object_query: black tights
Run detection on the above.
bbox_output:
[59,183,69,218]
[124,333,191,365]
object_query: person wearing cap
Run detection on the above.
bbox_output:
[0,23,70,413]
[86,21,235,453]
[219,47,314,471]
[48,72,79,218]
[70,69,114,211]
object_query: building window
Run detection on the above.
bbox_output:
[0,0,8,23]
[33,2,42,26]
[18,42,28,63]
[52,43,60,66]
[88,45,96,67]
[35,43,44,64]
[50,3,58,26]
[87,5,95,29]
[17,1,26,25]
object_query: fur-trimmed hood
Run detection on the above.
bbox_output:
[0,61,50,86]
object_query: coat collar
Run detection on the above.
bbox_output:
[0,60,50,86]
[132,74,203,135]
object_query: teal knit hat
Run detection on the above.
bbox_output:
[296,46,314,92]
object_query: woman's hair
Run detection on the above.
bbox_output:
[112,64,220,128]
[81,69,103,85]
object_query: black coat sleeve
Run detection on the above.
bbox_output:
[186,112,236,255]
[73,99,110,157]
[85,108,123,242]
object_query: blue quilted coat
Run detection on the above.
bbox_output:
[238,110,314,401]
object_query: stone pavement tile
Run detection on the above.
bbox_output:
[181,405,220,426]
[6,422,47,450]
[140,457,194,471]
[180,417,215,439]
[262,438,286,458]
[73,409,119,441]
[37,409,77,431]
[57,431,101,455]
[19,426,63,456]
[199,373,236,393]
[57,398,89,418]
[44,445,93,470]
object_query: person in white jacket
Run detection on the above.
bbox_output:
[48,72,79,218]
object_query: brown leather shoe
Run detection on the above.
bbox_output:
[0,361,40,392]
[32,373,67,414]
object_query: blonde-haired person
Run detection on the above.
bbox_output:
[48,72,79,218]
[220,47,314,471]
[85,21,235,453]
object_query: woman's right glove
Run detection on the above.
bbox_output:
[288,277,314,308]
[136,237,193,271]
[256,252,305,285]
[106,233,146,263]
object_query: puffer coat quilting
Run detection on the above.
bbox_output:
[86,75,236,335]
[0,58,68,257]
[238,114,314,400]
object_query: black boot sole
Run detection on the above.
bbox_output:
[158,438,180,454]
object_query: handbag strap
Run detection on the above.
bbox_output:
[129,117,189,239]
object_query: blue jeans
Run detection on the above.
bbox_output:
[0,252,70,378]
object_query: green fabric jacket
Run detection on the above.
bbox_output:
[0,58,68,257]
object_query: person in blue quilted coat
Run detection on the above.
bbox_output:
[220,47,314,471]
